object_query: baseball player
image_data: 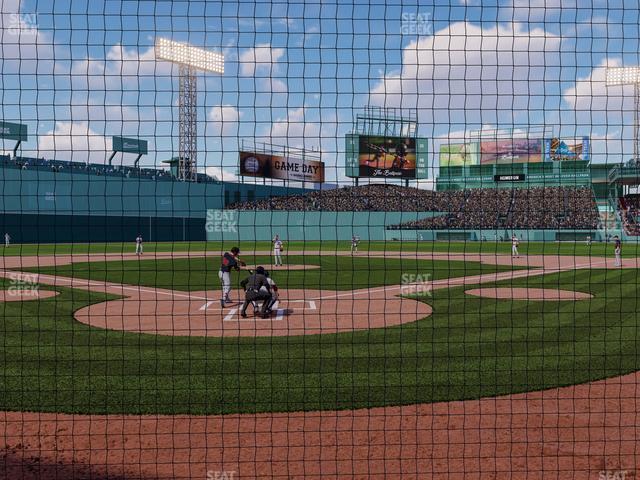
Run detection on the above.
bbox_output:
[4,233,9,248]
[219,247,245,307]
[511,235,520,258]
[351,235,360,255]
[239,266,272,318]
[391,139,409,169]
[273,234,284,267]
[614,235,622,267]
[252,270,279,314]
[135,234,143,256]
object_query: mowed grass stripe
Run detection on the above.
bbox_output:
[25,255,516,291]
[1,269,639,414]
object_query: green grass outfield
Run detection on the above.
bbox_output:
[1,267,639,415]
[27,255,518,291]
[0,240,636,258]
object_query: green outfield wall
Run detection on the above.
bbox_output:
[383,228,622,242]
[205,210,441,242]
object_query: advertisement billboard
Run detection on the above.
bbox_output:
[544,137,590,161]
[239,151,325,183]
[439,143,479,167]
[358,136,417,178]
[480,138,543,164]
[0,121,28,142]
[112,136,148,155]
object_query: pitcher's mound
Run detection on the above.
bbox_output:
[465,287,593,301]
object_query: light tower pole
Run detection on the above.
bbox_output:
[606,67,640,163]
[156,38,224,181]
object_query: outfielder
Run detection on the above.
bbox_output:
[4,233,10,248]
[219,247,245,307]
[135,234,143,256]
[273,234,284,266]
[351,235,359,255]
[511,235,520,258]
[614,235,622,267]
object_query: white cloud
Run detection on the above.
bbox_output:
[239,43,285,76]
[36,121,109,164]
[208,105,242,136]
[0,0,56,74]
[70,43,168,90]
[267,107,321,149]
[563,58,624,111]
[369,21,561,126]
[203,165,238,182]
[262,78,288,93]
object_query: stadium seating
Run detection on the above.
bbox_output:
[1,155,217,183]
[228,184,600,230]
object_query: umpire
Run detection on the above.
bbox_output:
[239,266,272,318]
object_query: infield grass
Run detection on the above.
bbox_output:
[25,254,518,292]
[1,268,639,415]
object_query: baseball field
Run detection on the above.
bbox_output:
[1,240,638,478]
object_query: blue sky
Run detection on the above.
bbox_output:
[0,0,638,184]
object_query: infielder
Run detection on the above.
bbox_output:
[219,247,245,307]
[614,235,622,267]
[511,235,520,258]
[4,233,9,248]
[135,234,143,256]
[273,234,284,266]
[351,235,359,255]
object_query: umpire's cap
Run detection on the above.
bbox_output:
[256,266,265,275]
[231,247,240,255]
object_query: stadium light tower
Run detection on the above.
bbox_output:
[606,67,640,163]
[155,38,224,181]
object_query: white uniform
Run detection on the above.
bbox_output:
[4,233,9,247]
[351,236,359,254]
[614,239,622,267]
[511,236,519,257]
[135,235,143,255]
[273,238,283,266]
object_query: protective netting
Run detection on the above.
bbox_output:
[0,1,638,479]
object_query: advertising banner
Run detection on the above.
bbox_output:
[112,136,148,155]
[480,138,543,164]
[240,151,325,183]
[544,137,590,161]
[439,143,479,167]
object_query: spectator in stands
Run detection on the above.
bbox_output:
[228,185,600,231]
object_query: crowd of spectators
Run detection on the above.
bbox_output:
[228,184,460,212]
[229,184,600,230]
[391,186,599,230]
[619,195,640,235]
[0,155,217,183]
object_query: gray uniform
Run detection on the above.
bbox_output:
[240,273,272,316]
